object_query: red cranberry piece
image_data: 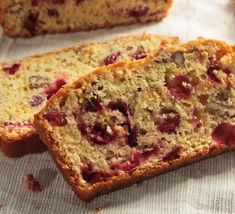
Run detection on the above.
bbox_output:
[167,75,192,99]
[131,51,147,60]
[23,12,39,35]
[131,150,142,164]
[141,143,160,159]
[103,52,121,65]
[107,100,130,116]
[84,98,103,112]
[163,146,182,161]
[108,100,137,147]
[31,0,42,6]
[212,123,235,145]
[224,69,232,75]
[156,109,180,134]
[44,78,67,99]
[207,65,221,83]
[127,125,138,147]
[129,7,149,17]
[79,122,115,145]
[44,110,67,126]
[81,164,116,183]
[112,144,160,172]
[3,63,20,75]
[44,85,58,99]
[112,161,135,171]
[91,123,114,144]
[30,95,45,107]
[112,151,141,171]
[112,160,138,172]
[81,164,99,183]
[55,78,66,88]
[52,0,65,4]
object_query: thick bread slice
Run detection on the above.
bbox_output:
[0,0,172,37]
[35,38,235,200]
[0,34,179,157]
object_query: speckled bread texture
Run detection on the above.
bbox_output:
[0,0,173,37]
[0,34,179,157]
[35,39,235,201]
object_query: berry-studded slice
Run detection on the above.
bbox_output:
[35,39,235,200]
[0,34,178,157]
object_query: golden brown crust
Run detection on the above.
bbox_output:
[0,33,179,158]
[1,0,173,38]
[36,111,235,201]
[34,38,235,200]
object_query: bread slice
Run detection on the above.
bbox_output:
[0,0,172,37]
[35,38,235,201]
[0,34,179,157]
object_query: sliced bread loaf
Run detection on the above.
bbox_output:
[0,34,179,157]
[35,38,235,200]
[0,0,172,37]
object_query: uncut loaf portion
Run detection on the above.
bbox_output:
[0,34,179,157]
[0,0,173,37]
[35,38,235,201]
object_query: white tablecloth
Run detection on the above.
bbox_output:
[0,1,235,213]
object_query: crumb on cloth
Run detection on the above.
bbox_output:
[95,206,102,212]
[24,174,42,192]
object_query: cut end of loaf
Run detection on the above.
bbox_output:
[35,38,235,200]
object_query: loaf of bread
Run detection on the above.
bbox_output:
[35,38,235,201]
[0,34,179,157]
[0,0,173,37]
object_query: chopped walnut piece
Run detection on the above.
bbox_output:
[172,51,185,66]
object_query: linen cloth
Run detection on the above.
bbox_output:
[0,0,235,213]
